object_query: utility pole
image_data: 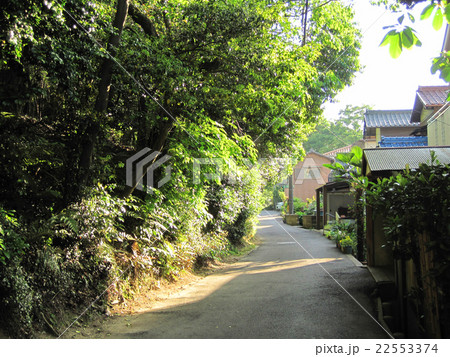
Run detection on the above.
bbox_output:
[288,174,294,214]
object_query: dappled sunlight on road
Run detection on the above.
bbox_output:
[238,258,342,275]
[90,212,387,339]
[127,257,342,316]
[258,214,280,222]
[256,225,273,229]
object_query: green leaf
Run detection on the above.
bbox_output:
[433,8,444,30]
[431,57,443,74]
[444,5,450,23]
[401,27,414,48]
[398,14,405,24]
[349,146,363,163]
[336,153,353,163]
[380,29,396,47]
[421,3,436,20]
[389,33,402,58]
[439,67,450,82]
[408,13,415,23]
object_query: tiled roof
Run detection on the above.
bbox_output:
[323,144,353,157]
[411,85,450,122]
[416,85,450,107]
[379,136,428,147]
[305,150,334,161]
[363,146,450,173]
[364,110,418,128]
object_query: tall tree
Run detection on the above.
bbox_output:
[303,104,370,153]
[78,0,130,188]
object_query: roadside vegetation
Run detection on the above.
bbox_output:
[366,155,450,337]
[0,0,361,337]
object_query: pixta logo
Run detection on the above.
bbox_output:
[126,148,171,193]
[294,157,326,185]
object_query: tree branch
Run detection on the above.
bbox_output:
[128,3,158,38]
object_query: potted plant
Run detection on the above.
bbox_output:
[324,224,333,239]
[329,225,344,248]
[339,236,353,254]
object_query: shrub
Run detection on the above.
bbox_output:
[327,220,356,249]
[0,207,28,265]
[0,258,34,338]
[293,198,317,225]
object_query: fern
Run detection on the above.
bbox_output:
[50,211,79,235]
[60,216,79,235]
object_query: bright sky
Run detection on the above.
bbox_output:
[322,0,447,120]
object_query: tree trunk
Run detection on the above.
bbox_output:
[129,4,158,37]
[302,0,309,46]
[77,0,129,188]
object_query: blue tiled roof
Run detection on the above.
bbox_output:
[365,110,418,128]
[379,136,428,147]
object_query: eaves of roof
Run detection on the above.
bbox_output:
[364,110,417,128]
[305,150,334,162]
[362,146,450,175]
[411,85,450,123]
[323,144,353,157]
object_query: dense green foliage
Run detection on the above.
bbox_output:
[277,193,318,225]
[293,197,317,225]
[366,155,450,337]
[323,145,363,179]
[303,105,367,154]
[0,0,361,337]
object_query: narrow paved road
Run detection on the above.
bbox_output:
[105,211,390,338]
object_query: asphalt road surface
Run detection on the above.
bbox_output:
[106,211,391,339]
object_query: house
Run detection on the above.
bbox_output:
[362,146,450,338]
[410,85,450,146]
[363,109,420,148]
[284,151,332,203]
[410,85,450,124]
[420,26,450,146]
[427,102,450,146]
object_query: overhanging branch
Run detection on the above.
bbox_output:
[129,3,158,38]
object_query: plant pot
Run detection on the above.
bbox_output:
[342,246,352,254]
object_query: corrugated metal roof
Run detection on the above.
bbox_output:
[364,146,450,172]
[379,136,428,147]
[364,110,418,128]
